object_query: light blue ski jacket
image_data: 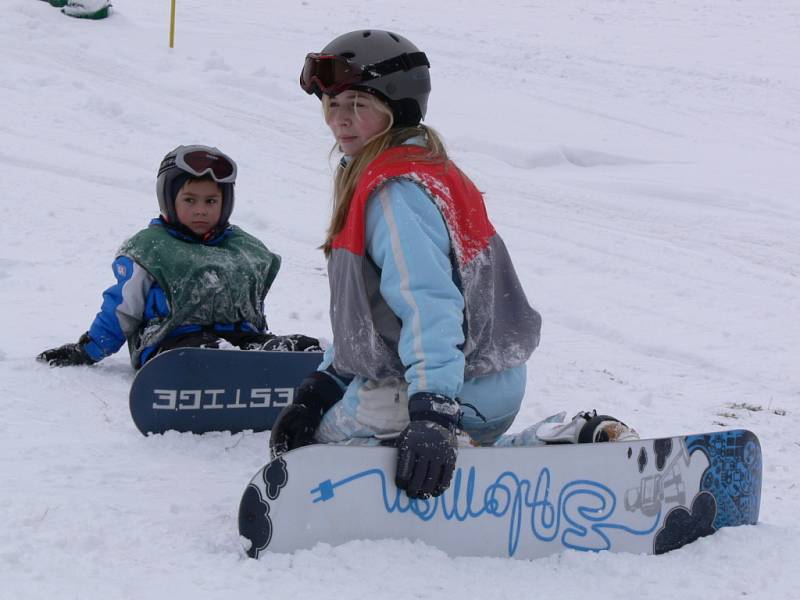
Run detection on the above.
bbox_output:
[320,177,534,442]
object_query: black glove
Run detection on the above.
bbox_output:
[269,370,343,458]
[261,334,322,352]
[395,392,461,499]
[37,333,96,367]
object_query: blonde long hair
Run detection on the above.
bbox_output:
[321,92,448,256]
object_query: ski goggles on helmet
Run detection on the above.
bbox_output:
[161,145,237,183]
[300,51,430,96]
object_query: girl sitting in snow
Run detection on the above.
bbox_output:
[268,30,638,499]
[38,144,319,369]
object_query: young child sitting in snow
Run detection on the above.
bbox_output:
[268,30,638,500]
[38,144,320,369]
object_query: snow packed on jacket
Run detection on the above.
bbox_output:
[316,145,541,445]
[83,218,280,367]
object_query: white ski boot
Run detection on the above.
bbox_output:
[496,410,639,447]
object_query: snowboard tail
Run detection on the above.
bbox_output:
[239,429,761,559]
[129,348,323,435]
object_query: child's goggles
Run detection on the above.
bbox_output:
[299,51,429,96]
[170,145,237,183]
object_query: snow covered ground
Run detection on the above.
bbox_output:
[2,1,798,598]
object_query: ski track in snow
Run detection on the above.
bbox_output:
[1,1,799,598]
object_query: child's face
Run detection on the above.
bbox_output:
[325,90,391,156]
[174,179,223,236]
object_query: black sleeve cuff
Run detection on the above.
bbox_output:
[408,392,461,430]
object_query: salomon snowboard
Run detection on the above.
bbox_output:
[129,348,323,435]
[239,429,761,559]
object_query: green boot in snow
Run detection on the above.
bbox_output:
[62,0,111,20]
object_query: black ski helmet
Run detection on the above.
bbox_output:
[155,145,236,227]
[310,30,431,127]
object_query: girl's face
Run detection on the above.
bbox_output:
[325,90,392,156]
[174,178,223,236]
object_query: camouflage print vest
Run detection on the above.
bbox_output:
[117,223,280,367]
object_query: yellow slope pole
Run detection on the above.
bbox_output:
[169,0,176,48]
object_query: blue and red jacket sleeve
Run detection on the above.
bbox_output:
[364,179,466,399]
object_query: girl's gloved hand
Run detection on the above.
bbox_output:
[395,392,461,499]
[269,370,343,458]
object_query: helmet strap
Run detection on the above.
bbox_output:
[363,52,429,79]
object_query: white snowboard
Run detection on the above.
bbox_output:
[238,430,761,559]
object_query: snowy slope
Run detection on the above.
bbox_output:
[1,1,798,598]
